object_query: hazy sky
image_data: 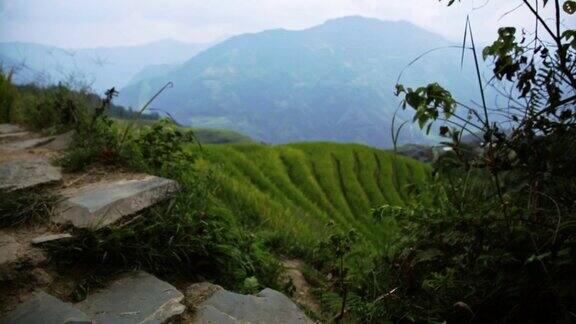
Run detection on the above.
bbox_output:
[0,0,569,49]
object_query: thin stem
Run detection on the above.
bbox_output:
[467,18,491,130]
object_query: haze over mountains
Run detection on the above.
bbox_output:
[1,16,485,147]
[0,39,209,92]
[118,17,483,147]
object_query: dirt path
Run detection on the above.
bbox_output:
[283,259,321,316]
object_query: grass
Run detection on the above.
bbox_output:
[0,189,56,228]
[190,142,430,255]
[46,169,284,291]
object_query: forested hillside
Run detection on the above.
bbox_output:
[118,16,484,147]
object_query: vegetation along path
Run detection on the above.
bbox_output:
[0,123,313,323]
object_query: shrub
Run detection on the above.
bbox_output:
[372,1,576,322]
[0,68,18,123]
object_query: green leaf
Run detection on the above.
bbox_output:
[564,1,576,14]
[412,249,443,265]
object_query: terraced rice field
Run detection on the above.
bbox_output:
[190,142,430,250]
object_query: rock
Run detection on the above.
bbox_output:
[43,131,74,151]
[0,159,62,191]
[185,282,224,307]
[31,268,53,286]
[76,271,185,323]
[0,124,24,134]
[189,285,314,324]
[0,137,55,150]
[0,131,29,141]
[193,305,237,324]
[0,291,91,324]
[31,233,73,245]
[53,176,179,229]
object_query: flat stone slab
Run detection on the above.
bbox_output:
[43,131,74,151]
[0,136,54,150]
[53,176,179,229]
[31,233,73,245]
[77,271,185,323]
[0,131,30,141]
[0,291,91,324]
[190,285,313,324]
[193,305,237,324]
[0,159,62,191]
[0,124,24,134]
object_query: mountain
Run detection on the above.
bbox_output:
[117,16,484,148]
[127,63,179,86]
[0,39,210,93]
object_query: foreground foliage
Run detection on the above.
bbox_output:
[360,1,576,323]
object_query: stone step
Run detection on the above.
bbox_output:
[53,176,179,229]
[31,233,73,245]
[76,271,185,323]
[0,131,30,142]
[0,124,24,134]
[0,159,62,191]
[0,136,55,151]
[0,292,91,324]
[186,283,314,324]
[43,131,74,151]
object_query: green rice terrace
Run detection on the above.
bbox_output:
[192,143,429,252]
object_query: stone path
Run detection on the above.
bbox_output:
[0,124,314,323]
[186,282,314,324]
[76,271,185,323]
[0,124,183,321]
[0,124,24,134]
[0,159,62,191]
[54,176,179,229]
[0,292,92,324]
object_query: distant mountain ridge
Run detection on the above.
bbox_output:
[117,16,483,148]
[0,39,210,93]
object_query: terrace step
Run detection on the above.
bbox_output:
[0,292,91,324]
[0,131,30,142]
[76,271,185,323]
[53,176,179,229]
[31,233,73,245]
[186,282,314,324]
[43,131,74,151]
[0,159,63,191]
[0,137,55,151]
[0,124,24,134]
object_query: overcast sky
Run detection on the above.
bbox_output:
[0,0,570,49]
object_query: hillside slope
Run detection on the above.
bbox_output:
[192,142,430,252]
[118,16,483,148]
